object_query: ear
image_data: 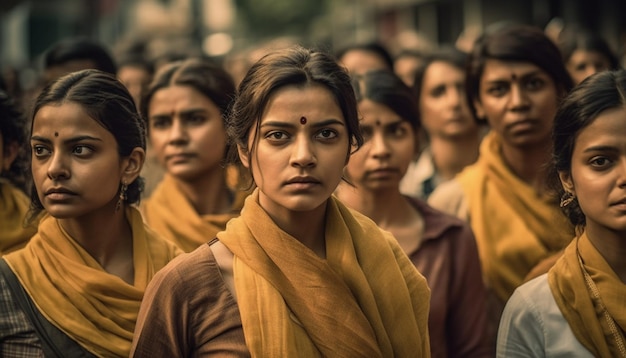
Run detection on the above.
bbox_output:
[558,170,575,196]
[237,144,250,169]
[473,99,486,120]
[120,147,145,185]
[1,141,19,172]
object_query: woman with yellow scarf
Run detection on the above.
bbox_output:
[0,91,37,255]
[428,24,576,339]
[140,58,245,253]
[498,69,626,357]
[131,46,431,357]
[0,70,181,357]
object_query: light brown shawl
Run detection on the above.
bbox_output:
[218,189,431,357]
[4,207,181,357]
[549,232,626,357]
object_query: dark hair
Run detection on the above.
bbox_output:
[29,69,146,218]
[43,37,117,75]
[558,28,619,70]
[352,70,420,130]
[413,46,468,110]
[227,46,363,184]
[0,91,29,192]
[335,42,395,71]
[550,69,626,227]
[141,57,235,126]
[466,24,573,121]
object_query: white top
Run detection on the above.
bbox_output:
[497,274,593,358]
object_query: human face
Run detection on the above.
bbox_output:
[566,50,612,85]
[394,55,422,87]
[419,61,477,139]
[239,84,349,216]
[31,102,131,218]
[148,85,227,182]
[118,65,151,107]
[339,50,389,75]
[474,59,560,148]
[560,107,626,237]
[346,99,415,191]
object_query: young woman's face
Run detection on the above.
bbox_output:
[566,50,612,85]
[148,85,227,182]
[419,61,477,139]
[345,99,415,191]
[560,106,626,235]
[31,102,129,218]
[240,84,349,216]
[474,59,560,149]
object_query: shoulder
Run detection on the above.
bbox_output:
[427,179,468,220]
[148,244,220,292]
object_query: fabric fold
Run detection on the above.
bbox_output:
[0,181,37,255]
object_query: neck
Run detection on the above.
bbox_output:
[429,133,480,180]
[266,200,327,259]
[174,169,232,216]
[585,226,626,283]
[336,184,407,228]
[501,141,551,191]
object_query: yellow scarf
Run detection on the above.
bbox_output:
[549,232,626,357]
[141,174,245,252]
[0,181,37,255]
[4,207,181,358]
[218,189,431,357]
[457,132,573,302]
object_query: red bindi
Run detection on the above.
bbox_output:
[300,116,307,125]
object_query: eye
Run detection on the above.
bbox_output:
[188,113,206,124]
[360,127,373,142]
[73,145,94,157]
[151,116,171,129]
[315,129,338,140]
[526,77,545,91]
[589,156,613,169]
[32,145,51,157]
[486,83,508,97]
[388,124,409,138]
[265,131,290,143]
[429,85,446,98]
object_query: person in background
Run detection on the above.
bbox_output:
[0,70,180,357]
[394,49,426,87]
[336,69,492,358]
[335,42,394,75]
[400,47,483,200]
[498,69,626,358]
[428,24,575,343]
[0,91,37,255]
[140,58,245,253]
[557,27,620,86]
[131,46,431,357]
[116,54,154,109]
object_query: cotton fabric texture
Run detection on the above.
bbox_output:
[3,206,181,357]
[216,188,431,357]
[549,232,626,357]
[0,181,37,255]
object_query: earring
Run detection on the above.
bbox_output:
[115,181,128,212]
[559,192,575,208]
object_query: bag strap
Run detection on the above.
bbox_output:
[0,258,95,358]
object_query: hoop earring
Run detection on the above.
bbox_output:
[560,192,575,208]
[115,181,128,212]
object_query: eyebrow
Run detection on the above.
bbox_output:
[31,135,103,145]
[484,70,545,83]
[150,108,208,119]
[261,118,345,129]
[582,145,617,153]
[361,118,405,128]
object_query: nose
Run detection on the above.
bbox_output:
[47,152,70,180]
[618,158,626,188]
[168,119,189,146]
[370,132,391,160]
[290,134,316,168]
[509,84,530,111]
[447,85,464,110]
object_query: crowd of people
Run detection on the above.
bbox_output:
[0,18,624,358]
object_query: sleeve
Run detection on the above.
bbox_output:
[446,224,494,358]
[496,284,546,358]
[130,249,248,357]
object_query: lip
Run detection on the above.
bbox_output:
[285,176,321,185]
[166,153,196,162]
[44,187,78,200]
[610,198,626,207]
[367,168,400,179]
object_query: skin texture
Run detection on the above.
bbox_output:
[566,50,612,86]
[559,106,626,279]
[394,55,423,87]
[339,50,389,75]
[117,65,151,107]
[474,59,559,149]
[346,99,415,191]
[148,85,227,182]
[419,61,477,139]
[238,84,349,256]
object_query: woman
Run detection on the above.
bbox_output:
[0,70,181,357]
[498,69,626,357]
[140,58,245,253]
[0,91,37,254]
[336,70,492,357]
[400,47,483,199]
[131,46,431,357]
[428,24,575,336]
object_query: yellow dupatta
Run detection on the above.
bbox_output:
[457,132,573,302]
[549,232,626,357]
[3,207,181,358]
[0,181,37,255]
[141,174,245,252]
[217,189,431,358]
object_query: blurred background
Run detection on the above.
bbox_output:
[1,0,625,97]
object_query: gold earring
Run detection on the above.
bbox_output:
[559,192,575,208]
[115,181,128,212]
